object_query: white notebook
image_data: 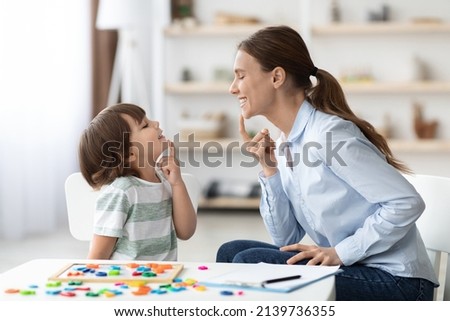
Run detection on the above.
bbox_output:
[201,263,340,293]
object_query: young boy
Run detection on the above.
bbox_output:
[78,103,196,260]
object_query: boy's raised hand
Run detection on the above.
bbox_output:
[157,141,182,186]
[239,115,278,176]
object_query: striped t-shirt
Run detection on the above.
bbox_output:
[93,175,177,261]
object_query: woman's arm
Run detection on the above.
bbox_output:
[240,115,305,246]
[259,171,306,246]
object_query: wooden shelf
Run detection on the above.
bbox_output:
[342,81,450,94]
[191,140,450,211]
[175,138,450,153]
[166,81,450,95]
[164,23,272,37]
[175,138,243,154]
[388,139,450,153]
[199,196,260,210]
[312,22,450,36]
[165,82,230,94]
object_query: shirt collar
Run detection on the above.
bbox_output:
[286,100,315,142]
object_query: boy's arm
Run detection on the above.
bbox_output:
[87,234,117,259]
[90,184,129,260]
[171,181,197,240]
[158,143,197,240]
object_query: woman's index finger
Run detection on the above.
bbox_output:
[168,140,175,156]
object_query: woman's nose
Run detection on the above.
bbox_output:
[229,80,238,95]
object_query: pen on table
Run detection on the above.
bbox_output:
[261,275,302,287]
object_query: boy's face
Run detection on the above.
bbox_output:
[123,114,168,169]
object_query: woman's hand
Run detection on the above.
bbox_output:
[280,243,343,266]
[239,115,278,177]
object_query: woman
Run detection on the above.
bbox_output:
[216,25,438,300]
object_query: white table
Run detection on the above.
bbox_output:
[0,259,335,301]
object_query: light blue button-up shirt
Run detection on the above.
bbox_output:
[259,100,438,284]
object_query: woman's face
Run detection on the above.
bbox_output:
[229,50,276,119]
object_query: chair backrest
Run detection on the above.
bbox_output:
[64,172,201,242]
[403,173,450,300]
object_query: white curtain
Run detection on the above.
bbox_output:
[0,0,91,240]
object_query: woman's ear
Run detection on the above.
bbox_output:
[272,67,286,89]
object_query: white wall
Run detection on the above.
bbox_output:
[0,0,92,239]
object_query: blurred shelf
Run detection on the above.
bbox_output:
[175,138,240,146]
[165,81,450,95]
[165,82,230,94]
[192,140,450,211]
[342,81,450,94]
[388,139,450,153]
[312,22,450,36]
[164,19,450,38]
[199,197,260,210]
[164,23,274,37]
[174,138,450,153]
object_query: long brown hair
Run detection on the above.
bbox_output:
[78,103,146,189]
[238,25,410,173]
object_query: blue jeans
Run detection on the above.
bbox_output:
[216,240,435,301]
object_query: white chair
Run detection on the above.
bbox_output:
[64,172,201,242]
[404,173,450,300]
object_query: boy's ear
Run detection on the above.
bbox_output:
[128,146,137,163]
[272,67,286,89]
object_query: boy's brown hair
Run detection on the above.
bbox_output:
[78,103,146,189]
